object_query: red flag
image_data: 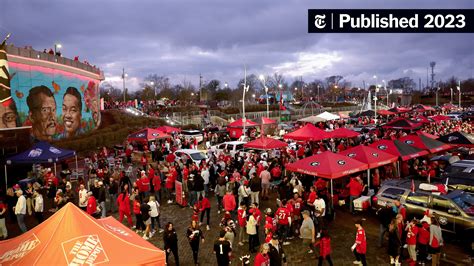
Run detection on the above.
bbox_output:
[411,179,415,193]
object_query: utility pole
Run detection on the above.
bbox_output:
[122,68,126,103]
[430,62,436,91]
[199,73,203,102]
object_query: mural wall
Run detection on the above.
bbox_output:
[3,62,100,141]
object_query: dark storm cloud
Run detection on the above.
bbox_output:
[1,0,472,90]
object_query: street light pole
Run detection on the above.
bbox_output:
[457,81,461,108]
[436,86,440,106]
[242,66,249,139]
[259,75,270,118]
[122,68,127,103]
[317,85,320,103]
[54,43,62,55]
[450,88,453,103]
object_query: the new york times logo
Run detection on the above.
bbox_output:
[308,9,474,33]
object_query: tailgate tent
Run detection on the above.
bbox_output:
[244,136,288,150]
[286,151,368,201]
[127,128,170,142]
[283,123,330,141]
[438,131,474,147]
[5,141,77,190]
[0,203,165,265]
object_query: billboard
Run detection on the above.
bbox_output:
[3,61,100,141]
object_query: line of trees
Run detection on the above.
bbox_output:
[99,73,473,103]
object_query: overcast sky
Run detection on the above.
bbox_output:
[1,0,473,91]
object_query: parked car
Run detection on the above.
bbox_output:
[446,112,463,121]
[174,149,207,165]
[444,160,474,175]
[462,111,474,122]
[373,180,474,249]
[210,141,246,157]
[181,130,204,143]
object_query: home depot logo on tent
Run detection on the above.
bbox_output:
[103,224,131,237]
[0,234,41,263]
[62,235,109,265]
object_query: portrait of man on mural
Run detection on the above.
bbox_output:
[62,86,83,138]
[0,100,19,129]
[26,85,57,141]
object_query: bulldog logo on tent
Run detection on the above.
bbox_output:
[447,136,458,142]
[347,153,356,158]
[152,133,159,137]
[310,162,320,167]
[404,140,414,145]
[337,160,346,165]
[372,153,379,157]
[49,147,62,154]
[62,234,109,265]
[137,133,145,137]
[28,148,43,158]
[378,145,387,150]
[0,234,41,263]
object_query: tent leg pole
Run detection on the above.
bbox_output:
[397,161,400,178]
[75,155,78,179]
[54,162,57,177]
[367,168,371,189]
[4,165,7,192]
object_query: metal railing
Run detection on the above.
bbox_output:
[5,45,104,77]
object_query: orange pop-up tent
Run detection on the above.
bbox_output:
[0,203,165,265]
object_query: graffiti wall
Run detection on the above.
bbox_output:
[4,62,100,141]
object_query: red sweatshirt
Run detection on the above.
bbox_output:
[223,194,236,211]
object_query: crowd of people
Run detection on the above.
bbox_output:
[0,107,472,265]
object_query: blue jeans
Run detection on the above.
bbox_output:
[17,214,27,233]
[188,191,197,207]
[100,201,106,218]
[349,195,356,213]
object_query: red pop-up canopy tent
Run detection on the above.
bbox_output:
[429,115,450,123]
[369,139,429,161]
[227,118,259,128]
[156,125,181,134]
[286,151,368,179]
[286,151,368,199]
[412,116,431,124]
[377,109,396,116]
[244,136,288,150]
[417,131,439,139]
[340,145,398,169]
[283,123,330,141]
[0,203,165,265]
[328,128,360,139]
[127,128,171,142]
[340,145,398,187]
[399,134,452,153]
[382,118,422,130]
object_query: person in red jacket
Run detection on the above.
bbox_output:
[137,171,150,201]
[117,190,132,226]
[405,218,418,265]
[237,203,247,246]
[133,198,145,233]
[276,199,292,245]
[165,168,176,204]
[165,152,176,163]
[254,243,270,266]
[352,219,367,266]
[86,192,98,217]
[346,177,365,214]
[288,193,303,237]
[315,229,333,266]
[223,190,236,219]
[140,154,148,171]
[198,195,211,230]
[417,221,430,264]
[152,173,161,203]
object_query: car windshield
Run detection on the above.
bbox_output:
[452,193,474,216]
[190,152,206,160]
[446,165,467,174]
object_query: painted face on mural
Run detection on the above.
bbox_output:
[62,87,82,138]
[0,101,18,128]
[27,86,57,141]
